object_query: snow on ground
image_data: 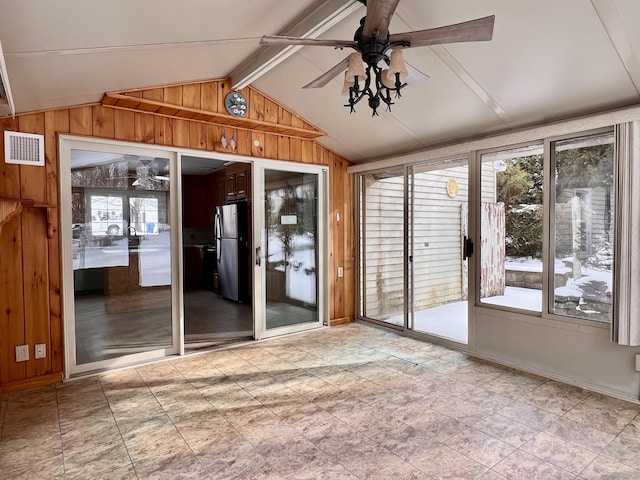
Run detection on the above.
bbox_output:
[386,286,543,345]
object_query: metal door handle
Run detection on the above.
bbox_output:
[256,246,261,266]
[463,236,474,260]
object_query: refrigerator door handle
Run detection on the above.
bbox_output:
[256,246,261,266]
[215,212,222,262]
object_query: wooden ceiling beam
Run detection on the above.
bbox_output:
[230,0,362,90]
[101,92,325,139]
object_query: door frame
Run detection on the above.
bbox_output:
[60,136,181,377]
[252,160,329,340]
[60,136,329,377]
[406,156,471,345]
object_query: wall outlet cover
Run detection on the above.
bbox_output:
[35,343,46,359]
[15,344,29,362]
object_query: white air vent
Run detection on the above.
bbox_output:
[4,131,45,166]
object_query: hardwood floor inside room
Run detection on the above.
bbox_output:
[1,323,639,479]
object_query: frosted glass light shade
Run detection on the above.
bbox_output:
[380,69,396,89]
[345,53,366,82]
[341,72,355,95]
[387,50,408,80]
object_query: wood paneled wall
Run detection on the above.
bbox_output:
[0,79,354,392]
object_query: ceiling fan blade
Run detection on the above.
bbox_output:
[404,61,430,87]
[303,56,351,89]
[362,0,401,39]
[260,35,357,49]
[389,15,495,47]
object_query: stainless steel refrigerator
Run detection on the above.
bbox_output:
[214,201,248,302]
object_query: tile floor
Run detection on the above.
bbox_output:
[1,322,640,480]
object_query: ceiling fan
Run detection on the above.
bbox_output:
[260,0,495,115]
[131,157,170,188]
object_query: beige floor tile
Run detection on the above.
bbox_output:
[521,431,598,474]
[600,435,640,470]
[2,323,640,480]
[447,427,516,468]
[408,443,489,479]
[493,450,576,480]
[544,416,616,452]
[580,454,640,480]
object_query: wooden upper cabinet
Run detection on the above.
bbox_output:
[215,174,226,209]
[235,170,248,198]
[225,163,251,201]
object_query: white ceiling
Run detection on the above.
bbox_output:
[1,0,640,164]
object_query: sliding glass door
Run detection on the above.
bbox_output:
[254,164,327,339]
[61,139,179,375]
[407,158,470,344]
[357,160,470,344]
[62,138,329,373]
[358,168,406,327]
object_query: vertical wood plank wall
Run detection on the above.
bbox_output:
[0,79,355,392]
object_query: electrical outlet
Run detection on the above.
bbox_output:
[15,345,29,362]
[635,354,640,372]
[35,343,46,359]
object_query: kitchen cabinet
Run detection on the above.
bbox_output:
[215,174,226,208]
[225,163,250,201]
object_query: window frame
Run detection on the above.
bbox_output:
[544,127,615,326]
[475,140,545,316]
[472,128,614,332]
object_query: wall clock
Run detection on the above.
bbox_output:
[225,92,248,118]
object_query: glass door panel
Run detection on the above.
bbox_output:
[408,159,469,344]
[181,158,253,350]
[69,149,174,368]
[258,167,324,336]
[358,169,406,326]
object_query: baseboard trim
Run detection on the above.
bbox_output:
[1,373,64,393]
[330,316,354,326]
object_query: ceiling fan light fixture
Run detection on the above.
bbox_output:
[345,53,366,82]
[341,72,355,96]
[380,69,396,89]
[260,1,495,117]
[388,50,408,80]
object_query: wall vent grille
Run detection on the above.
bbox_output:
[4,131,45,166]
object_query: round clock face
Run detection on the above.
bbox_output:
[225,92,248,118]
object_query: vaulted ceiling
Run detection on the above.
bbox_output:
[1,0,640,163]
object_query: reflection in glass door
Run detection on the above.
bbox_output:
[67,147,176,372]
[358,168,406,327]
[257,167,325,337]
[408,159,469,344]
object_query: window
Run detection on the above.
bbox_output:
[478,132,615,323]
[90,194,125,237]
[479,144,544,312]
[130,197,160,236]
[550,131,614,323]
